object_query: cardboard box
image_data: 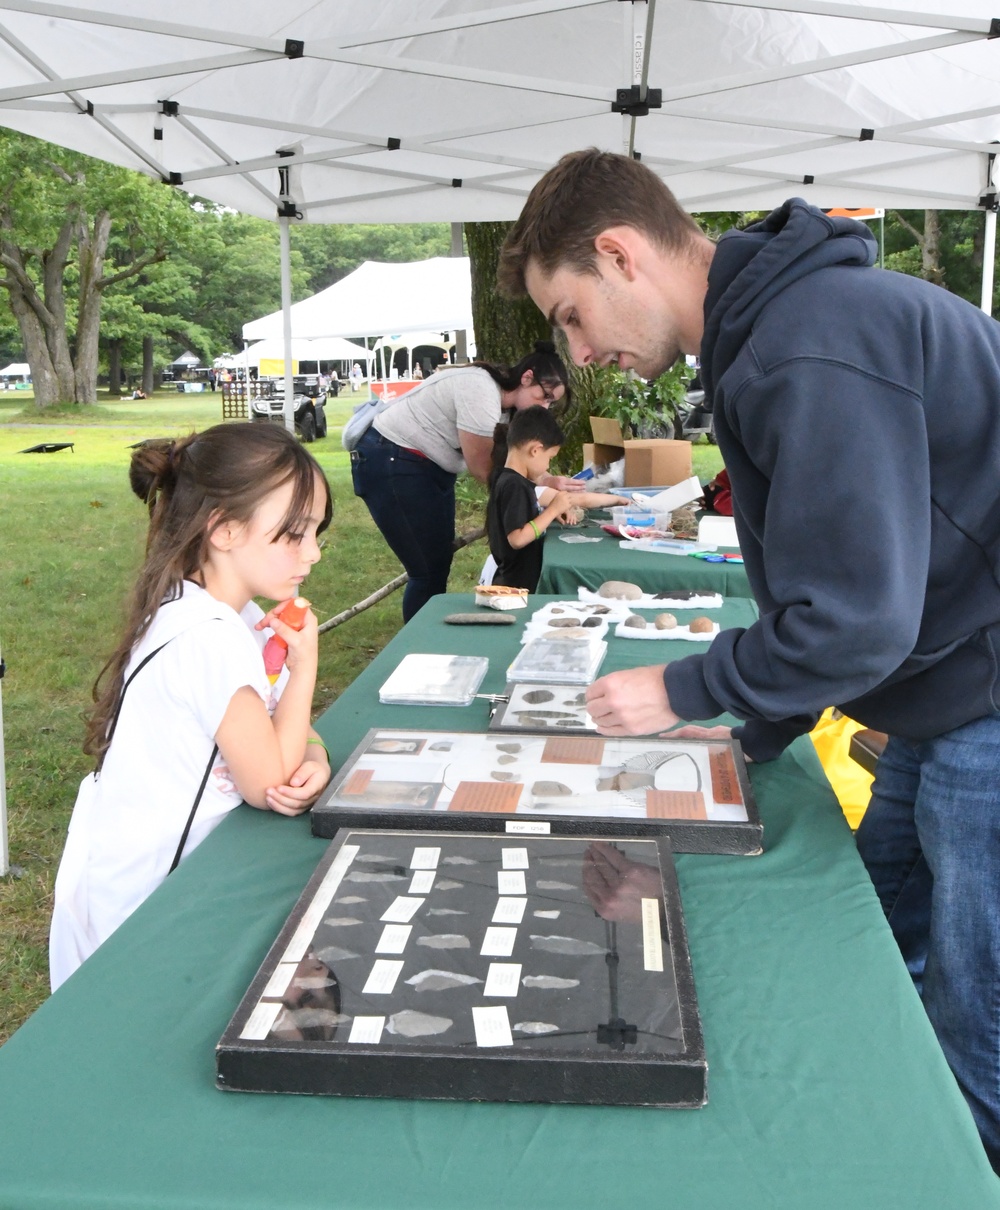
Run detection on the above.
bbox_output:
[584,417,693,488]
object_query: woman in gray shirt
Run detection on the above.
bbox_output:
[351,341,574,620]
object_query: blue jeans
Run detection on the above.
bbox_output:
[351,428,457,622]
[856,713,1000,1173]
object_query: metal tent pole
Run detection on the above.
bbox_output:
[982,209,997,317]
[278,214,295,433]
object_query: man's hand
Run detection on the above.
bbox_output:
[537,472,587,493]
[585,665,679,735]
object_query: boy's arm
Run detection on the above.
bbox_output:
[537,487,628,509]
[507,492,573,549]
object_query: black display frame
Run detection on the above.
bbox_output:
[310,728,762,856]
[216,828,707,1107]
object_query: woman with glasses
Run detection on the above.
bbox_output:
[351,340,579,621]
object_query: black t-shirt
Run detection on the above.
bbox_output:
[488,467,543,590]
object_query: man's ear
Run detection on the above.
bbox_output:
[593,226,642,280]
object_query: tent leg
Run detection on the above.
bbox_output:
[279,215,295,434]
[981,208,996,317]
[0,653,8,877]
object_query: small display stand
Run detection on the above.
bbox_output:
[216,829,707,1107]
[311,729,761,855]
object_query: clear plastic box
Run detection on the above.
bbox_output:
[609,507,669,527]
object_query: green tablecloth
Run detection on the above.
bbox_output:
[539,521,753,598]
[0,594,994,1209]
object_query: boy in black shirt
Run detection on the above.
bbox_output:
[488,406,572,590]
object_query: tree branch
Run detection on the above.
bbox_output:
[889,210,923,245]
[98,245,168,291]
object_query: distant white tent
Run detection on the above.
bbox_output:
[245,335,368,365]
[242,259,473,343]
[0,363,30,379]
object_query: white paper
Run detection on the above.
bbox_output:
[239,1000,283,1041]
[492,897,527,924]
[484,962,522,997]
[472,1005,514,1048]
[375,924,412,954]
[408,870,436,894]
[410,846,441,870]
[380,896,425,923]
[698,514,740,547]
[502,847,529,870]
[497,870,526,896]
[641,898,664,972]
[348,1016,386,1044]
[362,960,404,995]
[643,476,703,513]
[506,820,550,834]
[481,926,518,957]
[260,962,298,1001]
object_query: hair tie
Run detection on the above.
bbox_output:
[534,339,556,355]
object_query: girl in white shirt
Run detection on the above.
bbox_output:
[50,423,333,990]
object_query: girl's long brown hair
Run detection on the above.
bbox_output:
[85,423,332,766]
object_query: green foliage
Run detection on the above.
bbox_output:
[291,223,451,295]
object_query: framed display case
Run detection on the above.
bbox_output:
[311,729,762,855]
[217,829,707,1107]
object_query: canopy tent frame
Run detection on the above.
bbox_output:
[3,0,1000,877]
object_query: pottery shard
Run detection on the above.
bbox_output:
[690,615,714,633]
[546,618,582,629]
[623,614,647,629]
[497,755,517,765]
[491,771,515,781]
[581,616,603,628]
[654,612,678,630]
[522,689,554,703]
[531,781,573,796]
[496,743,521,753]
[598,580,643,600]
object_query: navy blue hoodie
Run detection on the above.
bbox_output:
[665,198,1000,761]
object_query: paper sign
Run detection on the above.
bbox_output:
[380,896,425,923]
[240,1000,283,1041]
[502,847,529,869]
[497,870,526,896]
[362,960,404,995]
[484,963,522,997]
[410,846,441,869]
[506,820,550,834]
[408,870,436,894]
[375,924,412,954]
[472,1005,513,1048]
[481,926,518,957]
[641,898,664,972]
[492,897,527,925]
[348,1016,385,1044]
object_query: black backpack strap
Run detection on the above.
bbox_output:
[168,743,219,874]
[97,642,170,773]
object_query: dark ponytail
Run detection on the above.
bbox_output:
[471,340,570,403]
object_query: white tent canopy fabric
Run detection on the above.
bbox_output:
[242,258,473,342]
[0,363,30,377]
[0,1,999,221]
[244,335,368,364]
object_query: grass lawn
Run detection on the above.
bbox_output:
[0,388,722,1042]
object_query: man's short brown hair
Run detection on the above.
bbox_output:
[497,148,702,298]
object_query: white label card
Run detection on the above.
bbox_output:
[481,926,517,957]
[375,924,412,955]
[641,897,664,972]
[497,870,526,896]
[483,963,522,998]
[408,870,436,894]
[348,1016,385,1044]
[410,846,441,870]
[492,897,527,925]
[472,1005,513,1048]
[502,847,530,870]
[240,1000,283,1041]
[506,820,550,834]
[380,896,424,923]
[362,960,404,995]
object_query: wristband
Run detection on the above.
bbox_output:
[529,519,541,541]
[306,737,330,763]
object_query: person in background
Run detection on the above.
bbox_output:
[208,369,217,392]
[350,363,363,392]
[412,362,424,380]
[487,405,572,591]
[498,145,1000,1174]
[350,341,582,621]
[49,424,333,990]
[701,467,732,515]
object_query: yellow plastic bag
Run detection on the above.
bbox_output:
[809,708,874,831]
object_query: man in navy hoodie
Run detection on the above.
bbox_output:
[499,149,1000,1172]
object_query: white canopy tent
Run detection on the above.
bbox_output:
[243,334,368,365]
[242,258,474,342]
[3,0,1000,871]
[0,362,30,378]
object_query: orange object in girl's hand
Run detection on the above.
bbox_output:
[263,597,310,684]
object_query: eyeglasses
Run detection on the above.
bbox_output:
[537,381,561,404]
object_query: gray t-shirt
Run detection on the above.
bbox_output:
[374,366,502,474]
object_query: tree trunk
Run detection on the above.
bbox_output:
[73,210,112,405]
[107,338,121,398]
[922,210,944,287]
[142,335,154,396]
[465,221,550,366]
